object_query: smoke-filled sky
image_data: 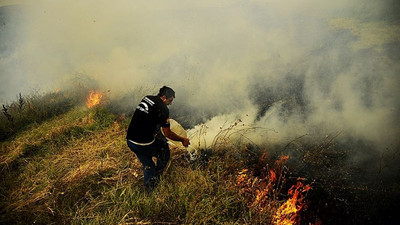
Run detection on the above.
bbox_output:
[1,0,399,151]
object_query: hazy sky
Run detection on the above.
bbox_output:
[1,0,399,150]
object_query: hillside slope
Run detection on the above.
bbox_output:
[1,93,398,225]
[0,107,266,224]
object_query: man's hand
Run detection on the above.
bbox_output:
[182,137,190,147]
[162,126,190,147]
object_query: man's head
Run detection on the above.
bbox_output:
[158,86,175,105]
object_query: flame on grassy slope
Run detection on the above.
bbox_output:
[86,90,103,108]
[273,180,312,225]
[236,155,312,225]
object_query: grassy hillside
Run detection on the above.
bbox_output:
[0,88,316,225]
[0,107,295,224]
[0,89,398,225]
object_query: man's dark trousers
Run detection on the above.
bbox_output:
[127,138,170,191]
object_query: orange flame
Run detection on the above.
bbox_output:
[274,182,311,225]
[236,154,313,225]
[270,169,277,183]
[86,90,103,108]
[276,155,290,165]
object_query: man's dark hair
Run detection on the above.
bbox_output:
[157,86,175,98]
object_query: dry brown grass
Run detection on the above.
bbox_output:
[0,109,94,167]
[2,105,391,224]
[0,108,145,224]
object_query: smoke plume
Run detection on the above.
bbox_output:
[1,0,399,158]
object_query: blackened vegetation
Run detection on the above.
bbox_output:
[282,134,400,225]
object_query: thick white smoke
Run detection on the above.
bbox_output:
[0,0,399,152]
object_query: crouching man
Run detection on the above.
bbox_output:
[126,86,190,191]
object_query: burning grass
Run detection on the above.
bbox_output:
[0,90,398,224]
[235,154,314,225]
[0,102,316,224]
[86,90,104,109]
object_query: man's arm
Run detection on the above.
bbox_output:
[162,126,190,147]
